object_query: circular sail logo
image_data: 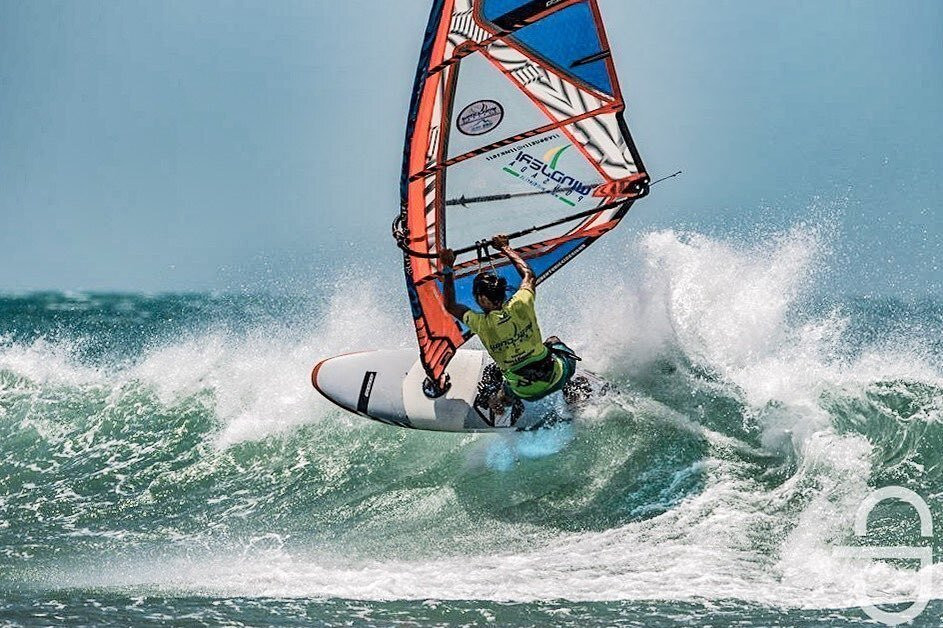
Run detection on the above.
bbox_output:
[457,100,504,136]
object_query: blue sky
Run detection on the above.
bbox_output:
[1,1,940,295]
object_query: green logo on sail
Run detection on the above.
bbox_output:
[501,144,591,207]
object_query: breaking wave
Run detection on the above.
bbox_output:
[1,227,941,614]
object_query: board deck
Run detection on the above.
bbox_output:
[312,349,601,432]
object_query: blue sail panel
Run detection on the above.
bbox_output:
[514,3,612,95]
[482,0,613,95]
[481,0,534,21]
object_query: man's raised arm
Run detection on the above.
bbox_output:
[438,248,469,320]
[492,234,535,293]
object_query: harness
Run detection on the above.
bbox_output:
[510,343,581,385]
[510,350,556,384]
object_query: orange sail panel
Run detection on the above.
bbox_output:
[395,0,649,384]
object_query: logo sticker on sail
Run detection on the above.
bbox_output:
[457,100,504,136]
[500,144,593,207]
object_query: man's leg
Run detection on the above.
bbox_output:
[543,338,584,404]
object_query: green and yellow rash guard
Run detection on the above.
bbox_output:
[462,287,563,397]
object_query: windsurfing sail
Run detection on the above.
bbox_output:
[393,0,649,387]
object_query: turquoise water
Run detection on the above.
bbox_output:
[1,230,941,626]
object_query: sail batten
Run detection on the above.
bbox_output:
[397,0,649,383]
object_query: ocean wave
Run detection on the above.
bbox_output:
[1,228,941,608]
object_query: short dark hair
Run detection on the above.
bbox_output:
[473,271,507,303]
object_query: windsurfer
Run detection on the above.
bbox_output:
[439,234,582,415]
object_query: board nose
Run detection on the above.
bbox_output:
[310,351,374,414]
[311,356,349,411]
[311,358,327,391]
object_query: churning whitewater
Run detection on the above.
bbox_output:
[1,228,941,621]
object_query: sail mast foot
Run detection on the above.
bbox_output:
[423,374,452,399]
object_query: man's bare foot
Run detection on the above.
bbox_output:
[489,387,512,416]
[488,397,506,416]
